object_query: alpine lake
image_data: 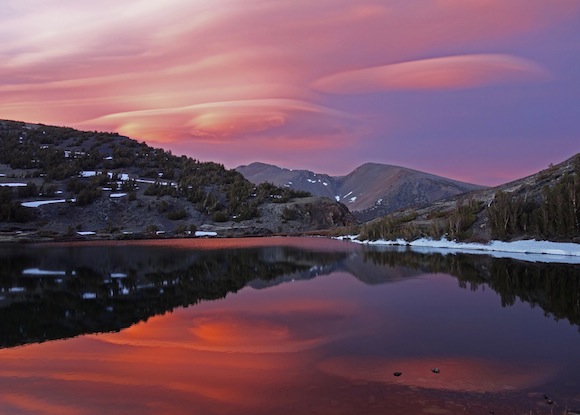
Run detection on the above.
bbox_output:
[0,237,579,415]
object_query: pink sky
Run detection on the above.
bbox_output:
[1,0,579,185]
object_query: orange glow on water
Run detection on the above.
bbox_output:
[0,262,576,415]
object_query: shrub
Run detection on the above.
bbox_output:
[167,208,187,221]
[212,211,228,222]
[281,206,298,221]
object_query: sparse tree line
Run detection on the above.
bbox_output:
[0,121,312,225]
[359,199,485,242]
[487,165,580,240]
[359,156,580,242]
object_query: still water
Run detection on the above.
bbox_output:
[0,237,579,414]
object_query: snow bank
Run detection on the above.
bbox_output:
[109,193,127,198]
[21,199,75,207]
[22,268,69,276]
[336,236,580,264]
[111,273,127,278]
[195,231,218,237]
[0,183,27,187]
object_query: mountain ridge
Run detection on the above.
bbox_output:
[357,153,580,243]
[237,161,485,220]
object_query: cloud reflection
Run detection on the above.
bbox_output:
[0,288,365,414]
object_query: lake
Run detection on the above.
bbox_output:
[0,237,579,415]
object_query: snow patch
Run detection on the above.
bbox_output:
[0,183,27,187]
[22,268,69,276]
[340,236,580,264]
[349,196,357,203]
[82,293,97,300]
[195,231,218,237]
[21,199,75,208]
[77,231,96,236]
[109,193,127,198]
[335,196,340,202]
[111,273,127,278]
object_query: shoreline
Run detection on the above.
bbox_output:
[2,230,580,265]
[336,236,580,264]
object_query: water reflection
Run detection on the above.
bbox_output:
[0,238,580,414]
[364,248,580,328]
[0,238,579,349]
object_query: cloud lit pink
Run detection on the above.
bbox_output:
[1,0,579,185]
[312,54,549,93]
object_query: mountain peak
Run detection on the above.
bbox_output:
[237,162,485,220]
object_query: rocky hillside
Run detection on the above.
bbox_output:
[0,120,356,240]
[358,153,580,243]
[237,162,484,221]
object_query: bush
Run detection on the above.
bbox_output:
[167,208,187,221]
[212,211,228,222]
[76,186,101,206]
[281,206,298,221]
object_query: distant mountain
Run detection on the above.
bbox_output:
[358,153,580,243]
[0,120,356,240]
[236,162,484,221]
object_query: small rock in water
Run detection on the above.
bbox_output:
[393,372,402,377]
[432,368,440,374]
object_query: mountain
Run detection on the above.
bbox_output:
[236,162,484,221]
[0,120,356,240]
[358,153,580,243]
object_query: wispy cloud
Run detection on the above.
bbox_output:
[1,0,578,182]
[312,54,550,93]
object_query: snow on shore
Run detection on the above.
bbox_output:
[337,236,580,264]
[195,231,218,237]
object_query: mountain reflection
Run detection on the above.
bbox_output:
[0,238,579,348]
[364,249,580,327]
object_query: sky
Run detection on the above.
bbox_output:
[1,0,579,186]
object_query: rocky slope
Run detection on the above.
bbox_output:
[358,153,580,243]
[237,162,484,221]
[0,120,356,240]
